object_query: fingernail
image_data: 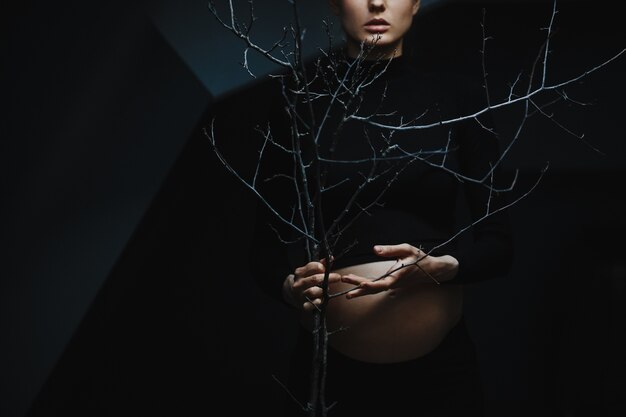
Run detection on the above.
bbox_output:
[374,246,382,252]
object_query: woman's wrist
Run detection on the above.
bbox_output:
[282,274,298,308]
[432,255,459,283]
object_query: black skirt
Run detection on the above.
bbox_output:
[281,316,485,417]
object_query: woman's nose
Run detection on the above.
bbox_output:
[369,0,386,11]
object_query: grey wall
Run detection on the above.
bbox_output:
[1,2,211,416]
[147,0,443,98]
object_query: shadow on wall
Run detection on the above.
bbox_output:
[24,64,299,417]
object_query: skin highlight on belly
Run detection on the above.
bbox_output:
[299,260,464,363]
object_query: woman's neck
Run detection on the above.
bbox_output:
[345,38,404,61]
[341,48,411,77]
[308,46,413,89]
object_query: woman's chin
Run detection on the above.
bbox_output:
[346,35,401,59]
[363,33,389,45]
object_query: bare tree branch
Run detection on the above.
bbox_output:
[204,1,622,414]
[330,163,549,298]
[208,0,293,68]
[203,118,318,243]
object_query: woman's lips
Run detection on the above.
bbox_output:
[364,24,390,33]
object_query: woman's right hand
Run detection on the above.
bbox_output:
[283,258,341,312]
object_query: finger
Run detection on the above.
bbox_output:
[340,273,370,286]
[302,297,321,312]
[384,259,402,276]
[343,276,395,299]
[341,274,376,299]
[302,286,323,299]
[361,279,394,292]
[294,272,342,290]
[294,262,324,281]
[320,255,335,266]
[326,272,342,285]
[345,285,374,299]
[373,243,418,258]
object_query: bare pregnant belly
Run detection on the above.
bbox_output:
[299,260,464,363]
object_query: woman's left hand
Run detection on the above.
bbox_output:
[340,243,459,299]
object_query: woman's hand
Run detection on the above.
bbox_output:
[340,243,459,299]
[283,257,341,312]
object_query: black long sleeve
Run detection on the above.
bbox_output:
[439,74,514,285]
[248,196,295,307]
[246,53,514,302]
[246,79,301,307]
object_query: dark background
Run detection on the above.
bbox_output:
[2,1,624,416]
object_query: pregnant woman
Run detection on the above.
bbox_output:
[249,1,514,416]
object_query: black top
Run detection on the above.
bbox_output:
[248,50,514,306]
